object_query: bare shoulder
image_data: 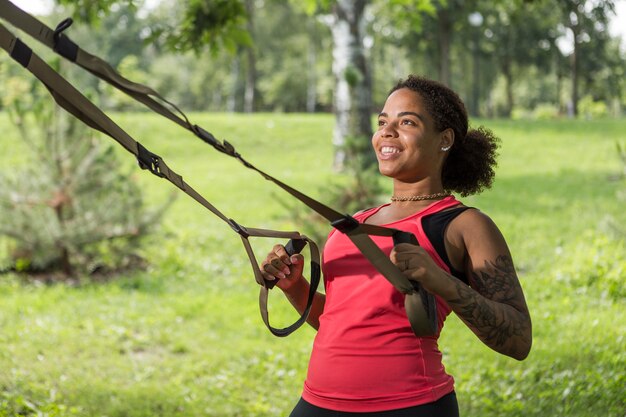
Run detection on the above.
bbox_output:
[447,207,508,252]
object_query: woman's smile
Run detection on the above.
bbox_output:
[379,144,403,160]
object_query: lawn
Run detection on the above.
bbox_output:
[0,112,625,416]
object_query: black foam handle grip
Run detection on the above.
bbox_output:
[285,238,307,256]
[392,231,419,246]
[265,238,307,289]
[392,231,423,294]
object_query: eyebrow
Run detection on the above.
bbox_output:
[378,111,425,122]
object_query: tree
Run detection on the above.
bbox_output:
[478,1,557,117]
[557,0,616,117]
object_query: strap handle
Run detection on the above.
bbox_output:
[392,231,438,336]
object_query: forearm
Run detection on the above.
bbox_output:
[281,277,325,330]
[441,275,532,360]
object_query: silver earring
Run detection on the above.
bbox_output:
[441,146,451,152]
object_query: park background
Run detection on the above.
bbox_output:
[0,0,625,416]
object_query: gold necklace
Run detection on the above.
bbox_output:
[390,192,449,202]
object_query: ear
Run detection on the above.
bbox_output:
[439,128,455,152]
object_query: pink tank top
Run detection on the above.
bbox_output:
[302,196,461,412]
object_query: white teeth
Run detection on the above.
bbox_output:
[381,146,400,154]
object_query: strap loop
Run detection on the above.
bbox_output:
[52,18,78,61]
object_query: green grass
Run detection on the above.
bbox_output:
[0,113,625,416]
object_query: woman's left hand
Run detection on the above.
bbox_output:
[390,243,448,295]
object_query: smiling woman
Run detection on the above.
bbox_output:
[259,75,532,417]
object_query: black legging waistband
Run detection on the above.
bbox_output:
[289,391,460,417]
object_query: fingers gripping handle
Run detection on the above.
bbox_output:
[264,238,307,289]
[392,231,438,337]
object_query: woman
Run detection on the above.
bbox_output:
[261,75,532,417]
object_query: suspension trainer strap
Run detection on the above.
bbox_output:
[0,1,438,336]
[0,23,322,337]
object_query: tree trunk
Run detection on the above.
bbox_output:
[502,59,514,118]
[307,21,317,113]
[437,7,452,86]
[54,198,72,276]
[244,0,256,113]
[570,24,579,117]
[227,55,240,113]
[327,0,373,171]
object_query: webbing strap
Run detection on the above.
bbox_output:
[0,1,438,336]
[0,23,321,337]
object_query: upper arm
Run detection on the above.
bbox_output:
[447,209,529,314]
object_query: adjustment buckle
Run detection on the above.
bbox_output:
[136,143,165,178]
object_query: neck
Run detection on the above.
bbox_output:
[391,178,445,198]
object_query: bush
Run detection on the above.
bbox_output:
[0,71,173,278]
[532,103,561,120]
[579,95,609,119]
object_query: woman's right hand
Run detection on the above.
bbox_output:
[260,244,305,291]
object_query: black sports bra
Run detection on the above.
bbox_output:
[422,206,471,284]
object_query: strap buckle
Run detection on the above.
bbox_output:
[136,143,165,178]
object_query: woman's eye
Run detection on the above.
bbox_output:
[401,119,416,126]
[377,120,386,126]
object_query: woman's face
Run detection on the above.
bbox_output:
[372,88,449,182]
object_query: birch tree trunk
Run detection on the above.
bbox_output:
[326,0,374,171]
[569,22,580,117]
[244,0,257,113]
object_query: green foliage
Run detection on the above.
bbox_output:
[511,103,561,121]
[56,0,139,24]
[153,0,252,55]
[579,95,610,119]
[0,76,172,276]
[0,383,82,417]
[554,232,626,300]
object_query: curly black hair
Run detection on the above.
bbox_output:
[390,75,500,197]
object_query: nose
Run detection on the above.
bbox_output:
[379,121,397,138]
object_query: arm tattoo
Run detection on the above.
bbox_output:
[447,255,531,358]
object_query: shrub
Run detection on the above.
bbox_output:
[0,72,173,278]
[579,95,609,119]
